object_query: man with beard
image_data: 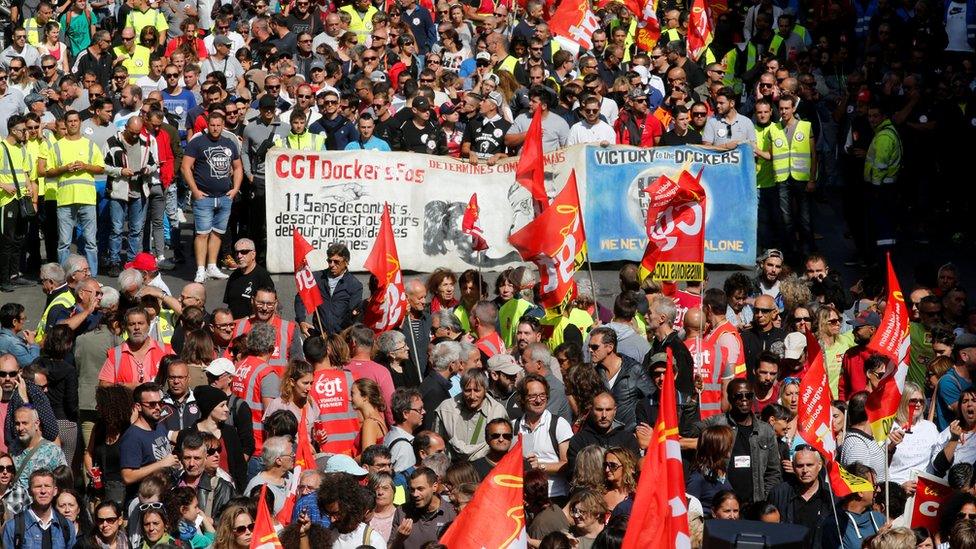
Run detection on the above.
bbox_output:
[702,87,756,150]
[741,294,788,372]
[751,353,781,412]
[0,354,58,454]
[838,311,880,399]
[119,381,180,503]
[395,468,457,549]
[487,354,521,418]
[98,307,171,389]
[514,317,543,365]
[10,407,66,489]
[233,287,302,367]
[754,248,784,307]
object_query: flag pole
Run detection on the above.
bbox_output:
[884,445,891,520]
[313,309,326,337]
[405,313,424,383]
[585,257,599,323]
[823,463,845,544]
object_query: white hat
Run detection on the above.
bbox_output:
[204,358,236,377]
[783,332,807,360]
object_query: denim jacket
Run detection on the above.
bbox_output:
[0,328,40,367]
[1,509,76,549]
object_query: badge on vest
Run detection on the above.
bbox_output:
[774,138,784,147]
[795,132,804,141]
[734,455,751,468]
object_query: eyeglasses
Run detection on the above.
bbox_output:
[324,99,338,105]
[140,400,164,408]
[420,78,435,83]
[692,112,707,117]
[960,513,976,520]
[327,258,345,264]
[794,317,811,322]
[266,84,281,90]
[43,64,56,70]
[582,108,600,114]
[526,393,548,402]
[94,516,119,525]
[570,507,587,518]
[0,465,15,474]
[588,344,602,351]
[234,248,254,255]
[409,407,424,414]
[908,398,925,405]
[754,307,776,314]
[215,322,235,330]
[0,371,20,378]
[363,56,378,61]
[139,502,164,511]
[234,523,255,534]
[9,65,23,70]
[604,462,622,472]
[122,36,135,41]
[428,59,441,65]
[488,432,514,441]
[760,83,774,88]
[206,446,220,456]
[827,318,841,325]
[299,38,312,43]
[732,392,755,401]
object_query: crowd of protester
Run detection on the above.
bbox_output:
[0,0,973,547]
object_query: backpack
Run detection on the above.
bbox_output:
[14,510,71,548]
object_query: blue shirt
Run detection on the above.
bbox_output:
[161,88,198,137]
[291,493,331,528]
[937,367,971,430]
[184,133,241,196]
[0,328,40,367]
[2,509,76,549]
[344,137,391,151]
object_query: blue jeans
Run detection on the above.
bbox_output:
[57,204,98,275]
[109,197,147,264]
[95,177,110,254]
[192,195,232,235]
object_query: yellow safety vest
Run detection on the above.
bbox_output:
[608,18,635,62]
[769,24,809,57]
[25,137,54,200]
[754,122,776,188]
[455,304,472,333]
[633,312,647,338]
[339,5,378,44]
[769,119,812,182]
[496,55,518,75]
[113,44,152,82]
[51,137,103,206]
[25,17,49,46]
[124,8,169,38]
[274,132,326,151]
[0,141,32,209]
[498,298,533,349]
[541,308,594,350]
[658,28,683,48]
[36,289,76,344]
[722,42,758,94]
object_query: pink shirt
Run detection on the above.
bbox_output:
[346,359,395,425]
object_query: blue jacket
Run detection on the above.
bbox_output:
[310,115,359,150]
[0,328,40,367]
[403,5,437,53]
[2,509,76,549]
[294,270,363,336]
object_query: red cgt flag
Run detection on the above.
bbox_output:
[508,172,587,310]
[622,350,690,549]
[687,0,714,61]
[639,168,706,282]
[364,203,407,333]
[462,193,488,251]
[276,410,319,525]
[797,345,836,457]
[251,485,283,549]
[865,254,911,441]
[549,0,602,53]
[910,472,953,532]
[634,0,661,51]
[515,105,548,205]
[293,228,324,313]
[440,439,527,548]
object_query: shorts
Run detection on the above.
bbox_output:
[192,195,232,235]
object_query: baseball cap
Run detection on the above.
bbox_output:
[856,89,872,103]
[848,310,881,329]
[627,87,647,100]
[204,358,236,377]
[486,91,504,108]
[24,93,45,107]
[955,333,976,352]
[647,352,668,367]
[475,51,491,62]
[369,70,388,83]
[783,332,807,360]
[214,35,233,47]
[487,354,522,376]
[309,60,325,72]
[124,252,157,272]
[325,454,368,476]
[412,96,431,111]
[258,94,277,109]
[439,101,457,116]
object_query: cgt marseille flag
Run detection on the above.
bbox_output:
[865,254,911,441]
[639,168,706,283]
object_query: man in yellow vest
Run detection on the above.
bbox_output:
[770,13,811,61]
[24,1,56,46]
[339,0,378,45]
[770,94,816,259]
[124,0,169,48]
[38,111,105,275]
[114,27,152,84]
[273,108,326,151]
[0,115,36,292]
[753,98,780,250]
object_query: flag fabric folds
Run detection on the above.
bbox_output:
[865,254,911,441]
[293,228,324,314]
[687,0,714,61]
[638,168,706,282]
[461,193,489,251]
[549,0,603,54]
[439,439,527,548]
[635,0,661,51]
[275,410,317,525]
[251,485,283,549]
[622,350,691,549]
[514,105,548,205]
[363,203,407,333]
[508,171,587,310]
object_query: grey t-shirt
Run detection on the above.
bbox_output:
[702,112,757,147]
[507,111,570,152]
[123,137,144,198]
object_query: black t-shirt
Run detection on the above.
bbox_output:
[462,115,511,160]
[727,423,755,503]
[397,119,447,155]
[660,128,703,146]
[222,265,276,319]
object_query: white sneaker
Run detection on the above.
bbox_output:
[194,268,206,283]
[206,265,229,279]
[177,210,187,224]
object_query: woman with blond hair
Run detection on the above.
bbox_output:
[816,304,856,397]
[571,445,606,494]
[889,381,941,492]
[213,504,254,549]
[602,447,638,515]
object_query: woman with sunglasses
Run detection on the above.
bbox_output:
[888,381,940,496]
[816,304,855,397]
[0,453,15,521]
[685,426,734,517]
[214,503,254,549]
[85,500,127,548]
[602,447,637,516]
[84,385,133,505]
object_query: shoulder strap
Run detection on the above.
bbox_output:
[1,143,23,195]
[56,512,70,546]
[388,437,411,450]
[14,444,44,479]
[548,414,560,453]
[362,525,374,545]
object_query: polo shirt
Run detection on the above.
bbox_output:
[516,410,573,497]
[702,112,757,147]
[400,502,457,549]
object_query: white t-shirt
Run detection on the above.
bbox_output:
[946,1,974,52]
[936,424,976,469]
[516,410,574,497]
[333,522,387,549]
[567,120,616,146]
[135,75,166,98]
[888,420,941,484]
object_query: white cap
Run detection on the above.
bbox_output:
[783,332,807,360]
[205,358,236,377]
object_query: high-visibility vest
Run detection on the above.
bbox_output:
[274,132,326,151]
[769,119,813,182]
[113,44,152,82]
[310,369,361,456]
[454,304,472,333]
[231,355,281,456]
[498,298,533,349]
[234,315,296,368]
[24,138,51,201]
[476,331,506,358]
[104,339,171,385]
[36,289,75,343]
[124,8,168,38]
[658,28,683,48]
[854,0,878,38]
[864,120,902,185]
[496,55,518,75]
[25,17,47,46]
[687,336,723,419]
[705,321,745,379]
[755,122,777,188]
[541,308,594,350]
[769,25,809,57]
[339,5,378,44]
[51,137,101,206]
[0,141,32,209]
[722,42,758,94]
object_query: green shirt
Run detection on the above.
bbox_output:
[59,9,98,57]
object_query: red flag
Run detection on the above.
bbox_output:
[622,350,690,548]
[634,0,661,51]
[439,439,527,548]
[865,254,910,441]
[293,228,324,313]
[549,0,602,53]
[687,0,714,61]
[910,472,953,532]
[514,105,548,205]
[639,168,706,282]
[251,485,283,549]
[363,203,407,333]
[825,460,874,498]
[508,172,587,310]
[276,410,318,524]
[461,193,488,251]
[797,347,836,457]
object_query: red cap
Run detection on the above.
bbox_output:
[856,89,871,103]
[125,252,158,272]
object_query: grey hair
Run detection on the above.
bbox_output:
[512,266,537,300]
[473,300,498,325]
[247,323,277,355]
[262,436,291,468]
[431,341,462,372]
[349,324,375,349]
[649,295,678,324]
[459,368,488,391]
[527,342,552,365]
[300,469,324,483]
[458,339,476,360]
[235,237,256,250]
[62,254,88,277]
[420,452,451,478]
[99,286,120,308]
[376,330,405,355]
[433,309,463,333]
[117,268,143,293]
[39,263,66,285]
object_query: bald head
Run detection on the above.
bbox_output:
[405,278,426,296]
[684,307,704,334]
[755,295,775,310]
[125,116,144,133]
[183,282,206,302]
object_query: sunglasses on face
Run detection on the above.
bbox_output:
[234,523,255,534]
[732,392,755,401]
[754,307,776,314]
[588,344,602,350]
[0,465,15,474]
[207,446,220,455]
[488,432,514,441]
[794,317,811,322]
[604,462,622,472]
[95,516,119,525]
[0,371,19,378]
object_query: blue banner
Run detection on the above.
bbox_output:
[583,144,757,266]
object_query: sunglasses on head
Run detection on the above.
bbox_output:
[139,502,164,511]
